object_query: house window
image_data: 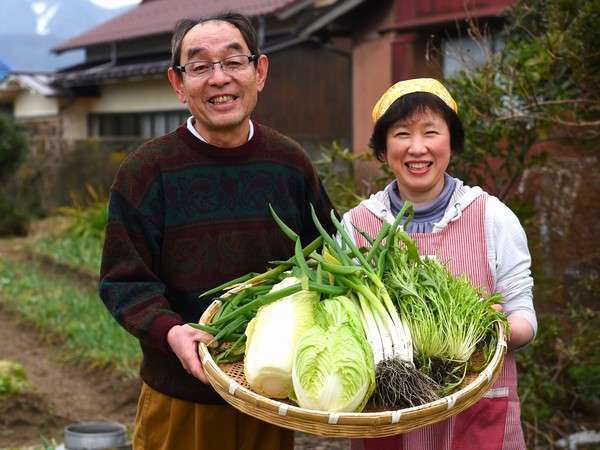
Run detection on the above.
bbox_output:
[153,114,167,136]
[88,111,189,138]
[442,33,504,78]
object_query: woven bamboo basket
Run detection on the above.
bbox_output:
[197,299,507,438]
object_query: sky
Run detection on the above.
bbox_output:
[88,0,141,9]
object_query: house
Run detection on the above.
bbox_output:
[2,0,516,165]
[48,0,356,156]
[0,71,69,156]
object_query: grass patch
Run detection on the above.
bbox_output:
[28,198,107,274]
[0,259,139,378]
[0,360,31,395]
[31,232,102,275]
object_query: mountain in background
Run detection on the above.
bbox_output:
[0,0,137,72]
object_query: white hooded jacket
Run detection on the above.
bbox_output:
[342,177,537,337]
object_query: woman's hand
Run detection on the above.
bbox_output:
[506,315,535,350]
[491,303,534,350]
[167,324,213,383]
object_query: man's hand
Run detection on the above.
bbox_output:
[167,324,212,383]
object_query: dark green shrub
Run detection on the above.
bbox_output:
[0,115,33,229]
[0,114,27,182]
[446,0,599,201]
[315,141,391,213]
[517,305,600,446]
[51,140,122,208]
[0,196,29,236]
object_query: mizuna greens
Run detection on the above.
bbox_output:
[383,247,507,394]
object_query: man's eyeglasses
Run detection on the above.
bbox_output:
[174,54,257,78]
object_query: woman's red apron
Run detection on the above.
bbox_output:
[348,194,526,450]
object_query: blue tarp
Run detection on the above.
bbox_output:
[0,58,10,81]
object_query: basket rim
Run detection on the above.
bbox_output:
[198,299,507,436]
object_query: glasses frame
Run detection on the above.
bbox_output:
[174,54,258,78]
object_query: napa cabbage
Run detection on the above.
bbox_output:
[244,276,319,398]
[292,296,375,412]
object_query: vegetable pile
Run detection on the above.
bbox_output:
[194,203,507,413]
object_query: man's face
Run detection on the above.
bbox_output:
[168,20,268,146]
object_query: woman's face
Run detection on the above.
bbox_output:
[385,108,451,207]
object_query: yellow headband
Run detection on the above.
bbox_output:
[371,78,457,123]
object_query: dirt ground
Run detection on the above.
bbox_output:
[0,305,140,448]
[0,223,349,449]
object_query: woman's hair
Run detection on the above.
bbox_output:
[369,92,464,162]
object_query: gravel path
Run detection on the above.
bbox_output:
[295,433,350,449]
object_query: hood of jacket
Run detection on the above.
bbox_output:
[359,177,484,233]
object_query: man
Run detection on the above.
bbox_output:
[99,11,335,450]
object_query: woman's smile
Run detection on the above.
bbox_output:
[385,109,451,207]
[405,161,433,173]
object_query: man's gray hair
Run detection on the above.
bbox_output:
[170,12,260,72]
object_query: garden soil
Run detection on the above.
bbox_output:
[0,221,350,450]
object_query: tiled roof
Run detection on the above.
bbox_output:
[55,58,171,87]
[54,0,299,52]
[0,73,64,98]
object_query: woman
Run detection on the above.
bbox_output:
[343,78,537,450]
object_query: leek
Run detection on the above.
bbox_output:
[307,204,439,409]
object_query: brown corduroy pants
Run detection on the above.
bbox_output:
[132,383,295,450]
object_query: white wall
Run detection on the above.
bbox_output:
[61,98,93,140]
[7,76,188,139]
[91,78,183,112]
[59,77,187,139]
[13,89,59,118]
